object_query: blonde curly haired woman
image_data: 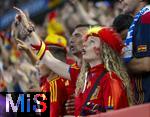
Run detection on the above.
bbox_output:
[69,27,133,116]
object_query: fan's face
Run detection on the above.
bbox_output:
[82,36,101,62]
[70,27,88,55]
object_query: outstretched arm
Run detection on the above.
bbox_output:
[43,51,70,79]
[14,7,71,80]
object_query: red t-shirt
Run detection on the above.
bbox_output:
[69,64,129,116]
[40,75,68,117]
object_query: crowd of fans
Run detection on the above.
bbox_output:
[0,0,150,117]
[0,0,123,93]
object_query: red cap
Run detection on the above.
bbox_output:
[86,27,124,55]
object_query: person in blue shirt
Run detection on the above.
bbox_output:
[121,0,150,103]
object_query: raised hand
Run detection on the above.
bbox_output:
[16,39,29,52]
[13,7,30,28]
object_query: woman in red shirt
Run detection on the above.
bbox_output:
[69,27,133,116]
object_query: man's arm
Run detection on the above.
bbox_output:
[26,30,71,80]
[14,7,71,80]
[127,57,150,74]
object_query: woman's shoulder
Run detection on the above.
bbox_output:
[100,71,123,86]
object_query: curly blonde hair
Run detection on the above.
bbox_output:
[101,42,134,106]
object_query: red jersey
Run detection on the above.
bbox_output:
[69,64,129,116]
[66,57,76,96]
[40,75,68,117]
[40,75,50,92]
